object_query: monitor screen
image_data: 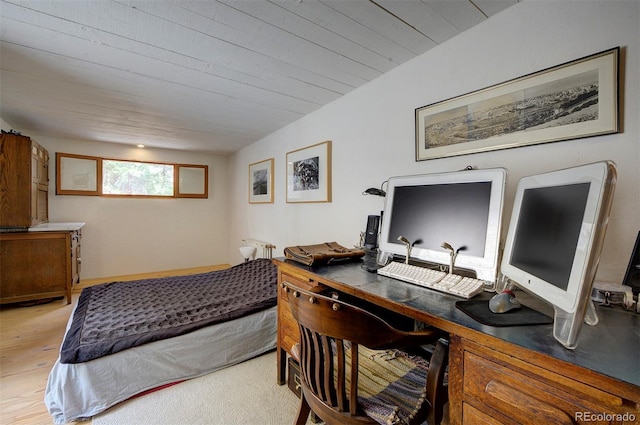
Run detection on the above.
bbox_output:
[501,161,617,349]
[378,168,506,282]
[387,182,491,257]
[509,183,590,291]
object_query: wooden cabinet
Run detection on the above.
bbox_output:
[449,335,640,425]
[0,229,81,305]
[0,132,84,305]
[0,132,49,230]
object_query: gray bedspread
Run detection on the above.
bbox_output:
[60,259,277,363]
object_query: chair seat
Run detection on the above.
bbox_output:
[346,345,438,425]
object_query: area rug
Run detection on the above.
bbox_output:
[92,351,310,425]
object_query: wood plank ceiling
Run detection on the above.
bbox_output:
[0,0,518,154]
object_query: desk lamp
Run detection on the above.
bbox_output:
[362,180,388,197]
[239,246,256,262]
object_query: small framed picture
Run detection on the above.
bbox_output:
[286,141,332,203]
[249,158,274,204]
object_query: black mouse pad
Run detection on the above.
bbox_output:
[455,300,553,327]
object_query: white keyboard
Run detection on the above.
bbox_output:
[377,261,487,299]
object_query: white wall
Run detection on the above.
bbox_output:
[228,0,640,284]
[0,133,230,279]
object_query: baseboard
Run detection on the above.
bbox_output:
[74,264,231,292]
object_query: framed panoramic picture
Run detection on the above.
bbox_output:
[248,158,274,204]
[286,141,332,203]
[415,47,619,161]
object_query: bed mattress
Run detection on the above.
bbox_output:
[61,258,277,363]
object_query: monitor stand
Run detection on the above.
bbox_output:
[552,298,599,349]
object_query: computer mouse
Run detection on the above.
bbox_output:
[489,289,521,313]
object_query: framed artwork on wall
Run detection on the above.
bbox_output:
[415,47,619,161]
[286,141,332,203]
[249,158,274,204]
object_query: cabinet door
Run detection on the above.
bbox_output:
[0,232,71,304]
[0,133,31,228]
[31,142,49,226]
[70,230,81,284]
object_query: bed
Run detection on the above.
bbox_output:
[45,258,278,424]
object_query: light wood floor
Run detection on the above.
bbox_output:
[0,265,229,425]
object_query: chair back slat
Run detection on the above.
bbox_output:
[349,343,359,416]
[335,339,347,412]
[321,335,335,405]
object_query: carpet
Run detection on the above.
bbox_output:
[92,351,312,425]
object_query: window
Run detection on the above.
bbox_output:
[56,153,208,198]
[103,159,174,196]
[176,165,208,198]
[56,153,101,196]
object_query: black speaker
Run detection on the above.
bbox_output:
[364,215,380,249]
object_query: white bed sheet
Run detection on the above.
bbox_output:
[45,305,277,424]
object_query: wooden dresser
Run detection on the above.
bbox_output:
[0,224,83,305]
[274,259,640,425]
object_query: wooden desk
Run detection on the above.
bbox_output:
[274,258,640,425]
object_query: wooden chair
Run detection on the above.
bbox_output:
[284,281,449,425]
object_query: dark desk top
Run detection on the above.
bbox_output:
[275,259,640,389]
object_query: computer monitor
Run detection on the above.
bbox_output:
[501,161,617,349]
[378,168,506,282]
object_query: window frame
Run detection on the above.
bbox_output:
[55,152,208,199]
[176,164,209,198]
[56,153,102,196]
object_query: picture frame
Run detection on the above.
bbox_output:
[415,47,619,161]
[286,141,332,203]
[248,158,274,204]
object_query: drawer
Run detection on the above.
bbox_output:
[280,271,317,291]
[463,351,626,425]
[278,299,300,353]
[287,357,302,398]
[462,403,503,425]
[278,272,318,354]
